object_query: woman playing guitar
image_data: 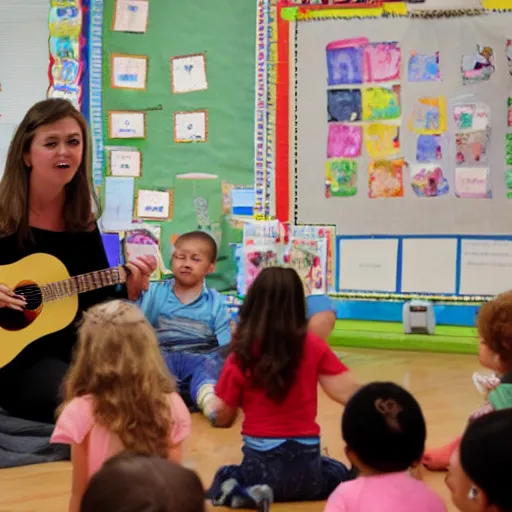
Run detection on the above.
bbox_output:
[0,99,156,423]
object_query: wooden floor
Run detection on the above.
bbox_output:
[0,347,484,511]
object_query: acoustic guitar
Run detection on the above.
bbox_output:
[0,253,127,368]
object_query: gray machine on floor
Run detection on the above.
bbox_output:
[402,300,436,335]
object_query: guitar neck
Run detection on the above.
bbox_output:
[41,267,126,303]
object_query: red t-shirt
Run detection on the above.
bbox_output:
[215,332,348,438]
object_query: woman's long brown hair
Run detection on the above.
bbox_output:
[59,301,176,458]
[232,266,308,402]
[0,98,99,244]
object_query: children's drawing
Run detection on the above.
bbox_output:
[455,131,489,166]
[409,97,446,134]
[325,159,357,198]
[461,45,495,85]
[364,42,401,83]
[327,124,362,158]
[123,228,161,280]
[174,110,208,143]
[364,124,400,159]
[416,135,442,162]
[326,38,366,85]
[453,102,490,131]
[243,242,278,294]
[408,52,440,82]
[289,239,327,295]
[362,85,401,121]
[327,89,362,122]
[507,40,512,76]
[455,167,491,198]
[411,164,449,197]
[368,158,404,198]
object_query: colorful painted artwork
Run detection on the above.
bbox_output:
[326,159,358,198]
[507,40,512,76]
[47,0,84,108]
[409,97,447,134]
[455,131,489,166]
[364,124,400,159]
[362,85,401,121]
[453,102,490,131]
[508,97,512,127]
[326,38,365,85]
[327,124,362,158]
[364,42,401,83]
[327,89,362,122]
[289,238,327,296]
[368,158,404,198]
[411,164,449,197]
[416,135,442,162]
[461,45,495,85]
[408,52,440,82]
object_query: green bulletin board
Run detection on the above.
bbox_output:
[101,0,256,290]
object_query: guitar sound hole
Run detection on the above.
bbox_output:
[0,281,43,332]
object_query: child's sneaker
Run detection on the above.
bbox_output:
[472,372,500,394]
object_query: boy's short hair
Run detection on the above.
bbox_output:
[460,409,512,510]
[342,382,426,473]
[80,452,205,512]
[175,231,217,263]
[477,290,512,364]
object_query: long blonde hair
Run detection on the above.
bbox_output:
[0,98,99,244]
[60,300,176,458]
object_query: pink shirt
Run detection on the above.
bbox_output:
[324,472,447,512]
[50,393,191,478]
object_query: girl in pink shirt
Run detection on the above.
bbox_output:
[50,300,191,512]
[324,382,446,512]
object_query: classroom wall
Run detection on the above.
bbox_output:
[0,0,49,175]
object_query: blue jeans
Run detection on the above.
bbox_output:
[207,440,351,508]
[163,349,225,410]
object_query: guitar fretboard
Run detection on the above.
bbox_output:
[40,267,125,303]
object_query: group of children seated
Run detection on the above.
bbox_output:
[49,230,512,512]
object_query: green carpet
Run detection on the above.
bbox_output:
[328,320,478,354]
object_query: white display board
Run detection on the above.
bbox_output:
[0,0,49,176]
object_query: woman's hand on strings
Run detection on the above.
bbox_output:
[123,255,158,301]
[0,284,27,311]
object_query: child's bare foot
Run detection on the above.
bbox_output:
[422,436,461,471]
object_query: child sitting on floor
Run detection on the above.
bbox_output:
[136,230,341,422]
[51,301,191,512]
[206,267,360,509]
[80,452,206,512]
[324,382,446,512]
[423,290,512,471]
[446,409,512,512]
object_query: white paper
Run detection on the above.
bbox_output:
[175,111,207,142]
[172,55,208,93]
[113,0,149,33]
[110,150,141,177]
[460,239,512,295]
[338,238,399,292]
[101,177,135,232]
[136,189,170,219]
[401,238,457,294]
[109,112,145,139]
[112,55,147,89]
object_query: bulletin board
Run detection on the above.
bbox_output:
[294,12,512,236]
[92,0,257,290]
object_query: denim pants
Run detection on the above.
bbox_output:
[163,349,224,410]
[207,440,351,508]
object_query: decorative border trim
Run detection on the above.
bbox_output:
[89,0,105,191]
[253,0,269,219]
